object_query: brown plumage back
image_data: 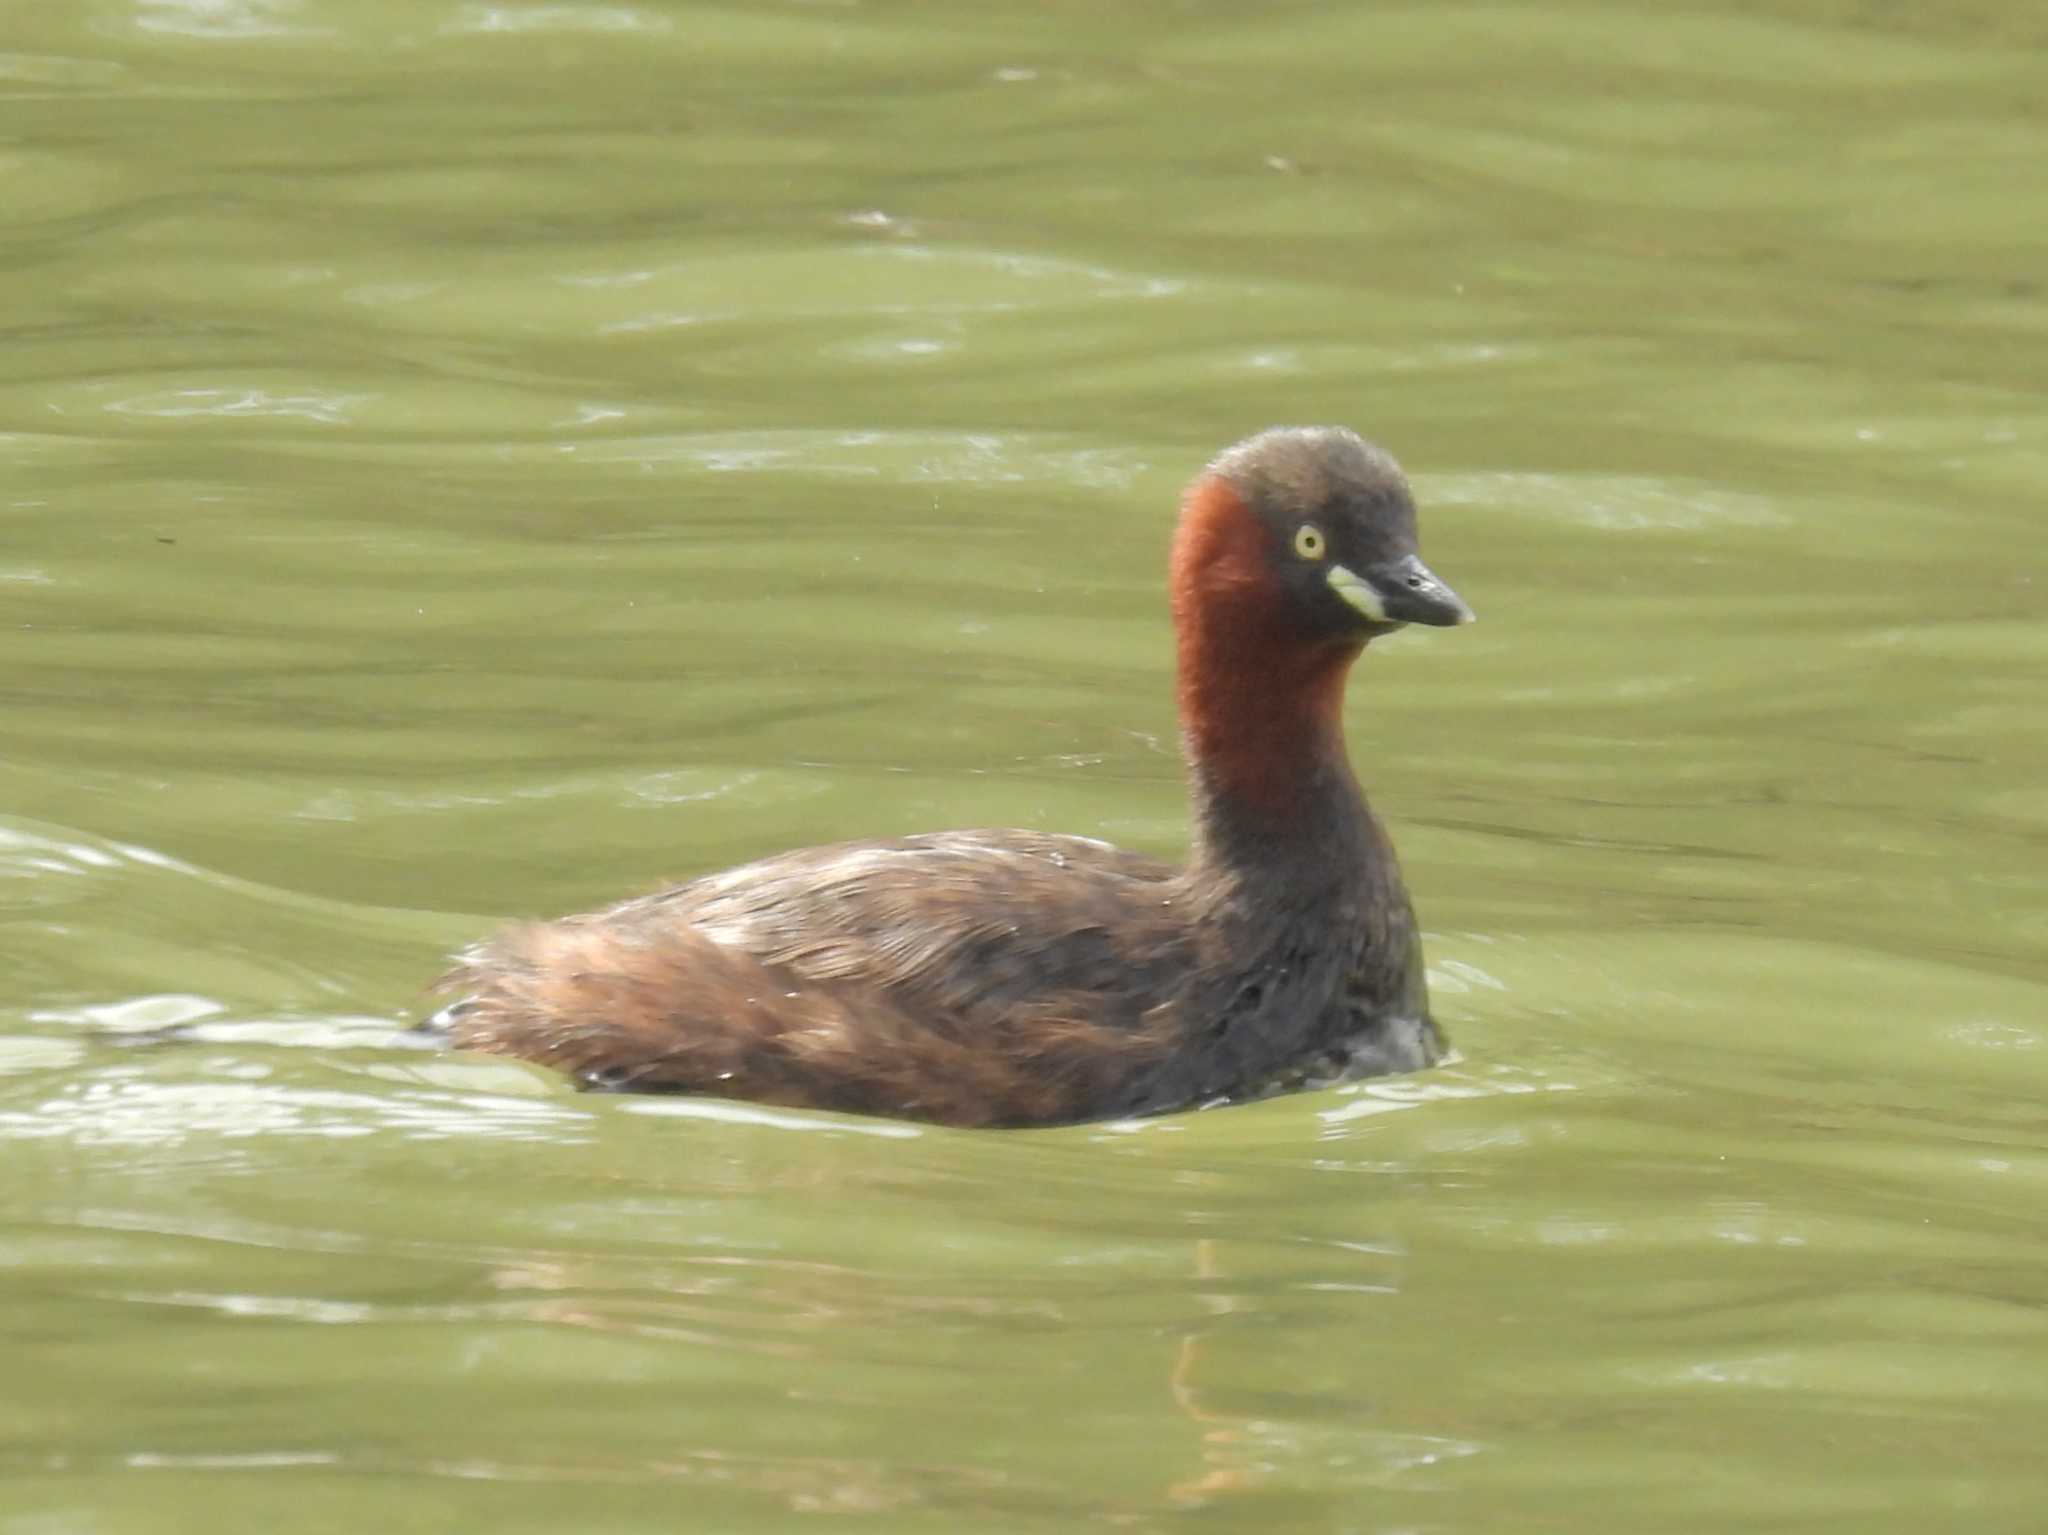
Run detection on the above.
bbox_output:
[439,832,1196,1127]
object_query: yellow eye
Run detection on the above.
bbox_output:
[1293,524,1326,560]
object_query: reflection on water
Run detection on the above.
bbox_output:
[3,0,2046,1529]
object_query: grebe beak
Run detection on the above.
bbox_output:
[1328,554,1475,627]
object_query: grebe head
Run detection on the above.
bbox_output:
[1168,427,1471,822]
[1188,426,1474,645]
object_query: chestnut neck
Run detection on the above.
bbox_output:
[1170,476,1378,878]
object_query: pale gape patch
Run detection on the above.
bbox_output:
[1325,564,1388,622]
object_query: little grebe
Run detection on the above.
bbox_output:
[430,426,1472,1127]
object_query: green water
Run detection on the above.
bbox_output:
[5,2,2046,1530]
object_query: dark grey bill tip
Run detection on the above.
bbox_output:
[1376,553,1474,627]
